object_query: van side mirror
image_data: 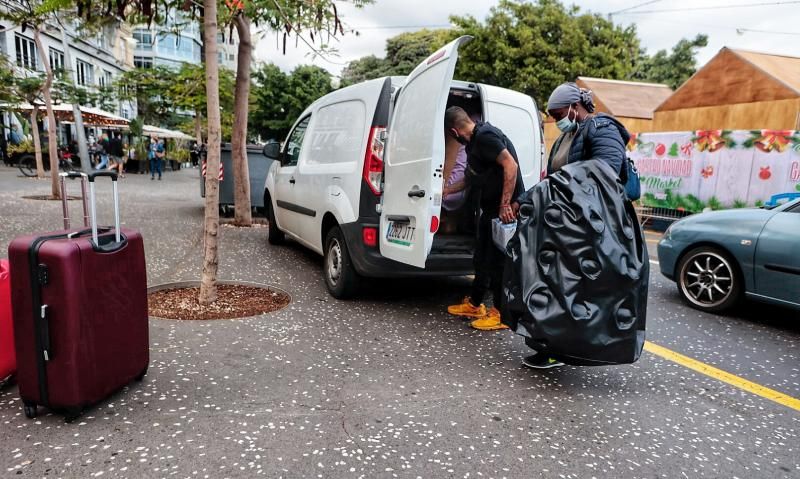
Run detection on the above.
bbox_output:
[262,141,280,160]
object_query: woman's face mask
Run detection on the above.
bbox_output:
[556,106,577,133]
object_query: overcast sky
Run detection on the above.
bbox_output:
[251,0,800,78]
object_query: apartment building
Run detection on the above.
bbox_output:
[0,12,137,144]
[132,12,238,72]
[132,11,202,69]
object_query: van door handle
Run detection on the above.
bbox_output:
[289,177,296,184]
[407,189,425,198]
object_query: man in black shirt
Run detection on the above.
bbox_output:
[444,106,524,331]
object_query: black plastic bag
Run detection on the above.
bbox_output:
[502,160,649,366]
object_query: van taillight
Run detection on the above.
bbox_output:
[363,126,386,195]
[362,227,377,247]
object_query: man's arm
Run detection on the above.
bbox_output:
[496,149,518,223]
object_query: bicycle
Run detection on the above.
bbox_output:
[18,149,78,177]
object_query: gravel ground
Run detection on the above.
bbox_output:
[0,165,797,479]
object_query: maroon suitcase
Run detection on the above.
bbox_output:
[8,172,148,420]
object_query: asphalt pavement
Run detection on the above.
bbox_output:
[0,165,797,479]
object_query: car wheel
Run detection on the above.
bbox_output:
[676,247,742,313]
[324,227,360,299]
[266,196,285,245]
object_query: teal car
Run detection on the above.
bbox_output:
[657,199,800,313]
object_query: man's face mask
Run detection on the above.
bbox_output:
[556,106,577,133]
[450,129,469,146]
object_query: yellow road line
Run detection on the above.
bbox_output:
[645,238,660,244]
[644,341,800,412]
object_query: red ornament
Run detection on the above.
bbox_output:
[655,143,666,156]
[758,166,772,180]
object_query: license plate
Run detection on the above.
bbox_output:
[387,221,415,246]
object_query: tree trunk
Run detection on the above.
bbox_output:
[199,0,222,306]
[231,14,253,226]
[58,25,91,174]
[33,28,61,199]
[30,108,45,178]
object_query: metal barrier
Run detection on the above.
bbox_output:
[634,204,696,228]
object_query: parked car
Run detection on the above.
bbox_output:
[657,199,800,313]
[262,36,545,298]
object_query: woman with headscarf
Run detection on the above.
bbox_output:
[505,83,647,370]
[546,82,629,175]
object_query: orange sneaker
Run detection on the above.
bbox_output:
[447,297,486,318]
[470,308,509,331]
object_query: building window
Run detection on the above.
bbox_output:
[95,32,107,50]
[98,69,113,88]
[76,59,94,86]
[229,53,235,61]
[49,48,65,72]
[133,29,153,51]
[133,56,153,69]
[14,34,38,70]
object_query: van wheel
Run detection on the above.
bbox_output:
[266,197,285,245]
[324,227,360,299]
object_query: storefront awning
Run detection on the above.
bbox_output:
[2,102,130,127]
[142,125,194,141]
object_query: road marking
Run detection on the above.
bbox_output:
[644,341,800,412]
[645,237,660,244]
[649,260,659,266]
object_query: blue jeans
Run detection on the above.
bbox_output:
[95,154,109,170]
[150,158,162,178]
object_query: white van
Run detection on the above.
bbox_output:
[262,36,544,298]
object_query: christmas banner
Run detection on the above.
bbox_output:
[628,130,800,211]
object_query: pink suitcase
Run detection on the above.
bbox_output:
[0,258,15,384]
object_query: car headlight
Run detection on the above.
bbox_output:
[664,223,675,240]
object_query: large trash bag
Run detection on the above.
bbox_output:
[502,160,649,366]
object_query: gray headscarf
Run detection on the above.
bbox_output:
[547,82,595,112]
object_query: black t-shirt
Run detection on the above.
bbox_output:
[465,122,525,217]
[109,138,124,157]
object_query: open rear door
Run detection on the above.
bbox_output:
[380,36,472,268]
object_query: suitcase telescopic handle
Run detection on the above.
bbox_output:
[87,171,121,247]
[58,172,89,229]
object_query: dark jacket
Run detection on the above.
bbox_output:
[548,113,630,175]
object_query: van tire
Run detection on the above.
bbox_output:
[324,227,360,299]
[266,196,285,245]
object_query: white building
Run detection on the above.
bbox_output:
[132,12,202,69]
[132,13,238,72]
[0,13,137,143]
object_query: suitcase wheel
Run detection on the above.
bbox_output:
[23,403,37,419]
[64,409,81,423]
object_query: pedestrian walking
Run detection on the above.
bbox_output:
[149,136,165,181]
[444,106,525,331]
[95,133,110,170]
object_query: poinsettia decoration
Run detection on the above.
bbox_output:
[742,130,800,153]
[627,133,640,152]
[691,130,736,152]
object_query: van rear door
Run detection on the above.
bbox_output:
[379,36,472,268]
[479,85,544,189]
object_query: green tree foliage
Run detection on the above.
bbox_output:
[250,63,333,141]
[116,66,176,126]
[450,0,640,108]
[340,55,389,87]
[630,34,709,89]
[340,29,450,86]
[340,0,708,109]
